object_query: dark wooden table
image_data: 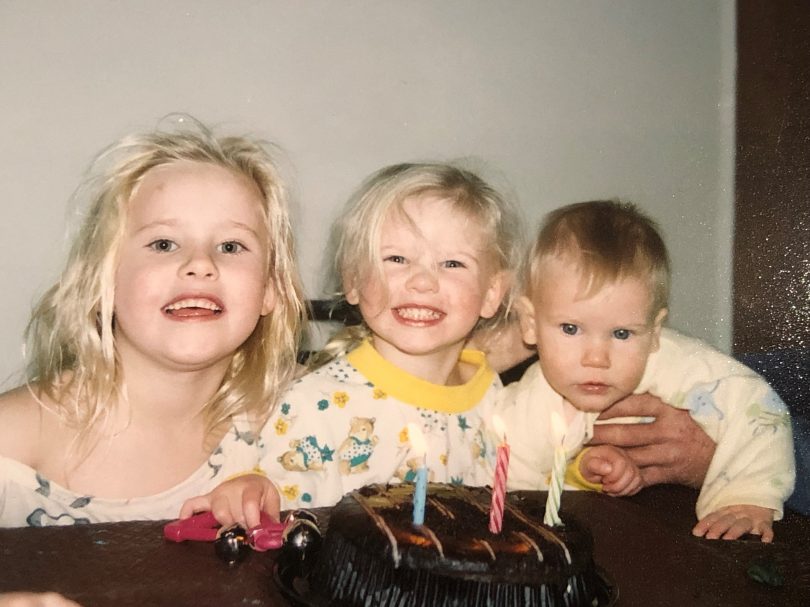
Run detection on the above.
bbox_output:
[1,485,808,606]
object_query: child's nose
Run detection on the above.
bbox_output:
[405,264,439,293]
[180,248,218,279]
[581,339,610,368]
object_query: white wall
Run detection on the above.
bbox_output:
[0,1,735,388]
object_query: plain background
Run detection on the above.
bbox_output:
[0,1,735,388]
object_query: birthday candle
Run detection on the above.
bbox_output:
[408,423,428,525]
[544,412,566,527]
[488,414,510,534]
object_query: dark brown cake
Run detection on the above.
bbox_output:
[309,483,602,607]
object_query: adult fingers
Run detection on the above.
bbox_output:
[639,464,675,488]
[623,444,678,468]
[589,422,662,448]
[596,393,665,420]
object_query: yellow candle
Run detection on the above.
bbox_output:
[544,412,566,527]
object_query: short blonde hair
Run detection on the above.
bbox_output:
[313,162,523,366]
[526,200,670,315]
[25,119,306,437]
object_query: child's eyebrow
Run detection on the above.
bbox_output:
[224,221,262,239]
[132,219,261,239]
[617,321,653,330]
[132,219,179,234]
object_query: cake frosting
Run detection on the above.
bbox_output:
[308,483,602,606]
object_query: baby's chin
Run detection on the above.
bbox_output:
[564,388,628,414]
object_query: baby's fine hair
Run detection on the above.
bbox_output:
[526,200,670,314]
[312,162,523,366]
[25,119,306,436]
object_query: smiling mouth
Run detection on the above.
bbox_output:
[394,306,444,323]
[163,298,223,317]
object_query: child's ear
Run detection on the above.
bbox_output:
[649,308,668,352]
[479,271,511,319]
[261,283,276,316]
[344,274,360,305]
[515,295,538,346]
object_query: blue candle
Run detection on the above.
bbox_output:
[407,423,428,526]
[413,463,428,525]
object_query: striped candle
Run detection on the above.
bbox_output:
[488,415,510,534]
[544,412,566,527]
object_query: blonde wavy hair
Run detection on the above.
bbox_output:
[24,119,306,439]
[311,162,524,367]
[525,199,670,316]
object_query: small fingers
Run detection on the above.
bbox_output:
[602,464,642,496]
[694,506,775,542]
[242,486,264,529]
[178,495,213,519]
[693,511,732,539]
[693,513,752,541]
[262,484,282,521]
[581,456,611,482]
[719,517,756,541]
[209,494,239,528]
[756,522,774,543]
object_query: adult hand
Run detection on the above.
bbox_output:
[588,393,716,489]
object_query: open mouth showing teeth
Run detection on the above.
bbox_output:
[395,307,442,321]
[163,298,223,316]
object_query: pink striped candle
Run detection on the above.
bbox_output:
[489,415,510,534]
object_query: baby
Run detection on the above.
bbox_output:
[499,200,794,542]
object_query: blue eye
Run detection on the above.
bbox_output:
[561,323,578,336]
[148,239,177,252]
[442,259,466,269]
[218,241,246,254]
[613,328,631,340]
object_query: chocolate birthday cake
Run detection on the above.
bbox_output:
[306,483,604,607]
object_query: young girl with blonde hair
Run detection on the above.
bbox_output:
[182,161,524,525]
[0,119,306,528]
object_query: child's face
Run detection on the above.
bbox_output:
[346,194,506,368]
[113,161,275,372]
[518,257,666,413]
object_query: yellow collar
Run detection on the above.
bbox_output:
[346,340,495,413]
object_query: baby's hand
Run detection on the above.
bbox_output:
[0,592,82,607]
[580,445,643,496]
[179,473,281,529]
[692,505,775,543]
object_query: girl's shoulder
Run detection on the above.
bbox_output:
[0,384,60,467]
